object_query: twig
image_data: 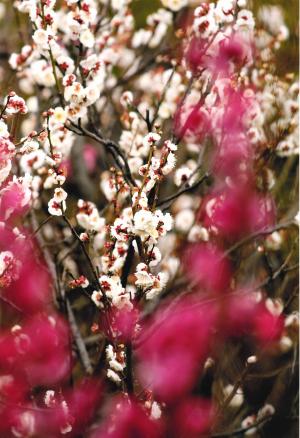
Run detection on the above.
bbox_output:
[150,67,176,129]
[219,364,249,413]
[31,216,53,237]
[253,242,297,291]
[225,221,295,256]
[157,172,210,209]
[62,216,104,298]
[66,122,137,188]
[62,215,114,339]
[212,415,273,437]
[66,298,93,375]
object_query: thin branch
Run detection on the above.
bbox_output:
[254,245,298,290]
[66,298,93,375]
[150,67,176,130]
[225,221,296,256]
[66,121,137,188]
[212,415,273,438]
[31,216,53,237]
[157,172,210,209]
[62,216,103,296]
[62,215,114,339]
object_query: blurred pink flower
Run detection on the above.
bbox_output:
[136,299,217,402]
[0,230,52,314]
[212,135,253,181]
[185,32,253,78]
[63,379,103,436]
[92,397,162,438]
[185,37,208,74]
[225,294,283,343]
[171,397,214,438]
[174,103,211,142]
[0,179,31,221]
[0,314,71,386]
[254,305,284,343]
[83,144,98,173]
[60,144,98,178]
[0,379,102,437]
[4,255,52,314]
[217,87,251,136]
[108,306,140,343]
[212,33,253,77]
[184,244,231,293]
[199,187,275,239]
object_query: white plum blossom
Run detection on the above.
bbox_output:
[150,401,162,420]
[236,9,255,31]
[53,188,68,203]
[161,0,188,12]
[133,208,172,241]
[107,369,122,384]
[5,94,28,115]
[20,139,39,154]
[161,152,177,175]
[106,344,125,384]
[0,121,9,138]
[134,263,168,300]
[79,29,95,48]
[32,29,50,48]
[44,171,66,189]
[133,210,159,241]
[258,5,289,40]
[132,29,152,48]
[164,140,177,152]
[148,246,162,268]
[214,0,235,23]
[154,210,173,236]
[64,82,85,104]
[174,166,194,187]
[193,13,218,39]
[85,84,101,105]
[188,225,209,242]
[91,290,104,308]
[99,275,131,309]
[135,263,155,288]
[132,190,148,209]
[175,209,195,233]
[120,91,134,108]
[76,200,106,232]
[142,132,161,149]
[145,271,168,300]
[51,107,67,125]
[48,198,64,216]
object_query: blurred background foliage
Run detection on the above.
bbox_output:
[253,0,299,75]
